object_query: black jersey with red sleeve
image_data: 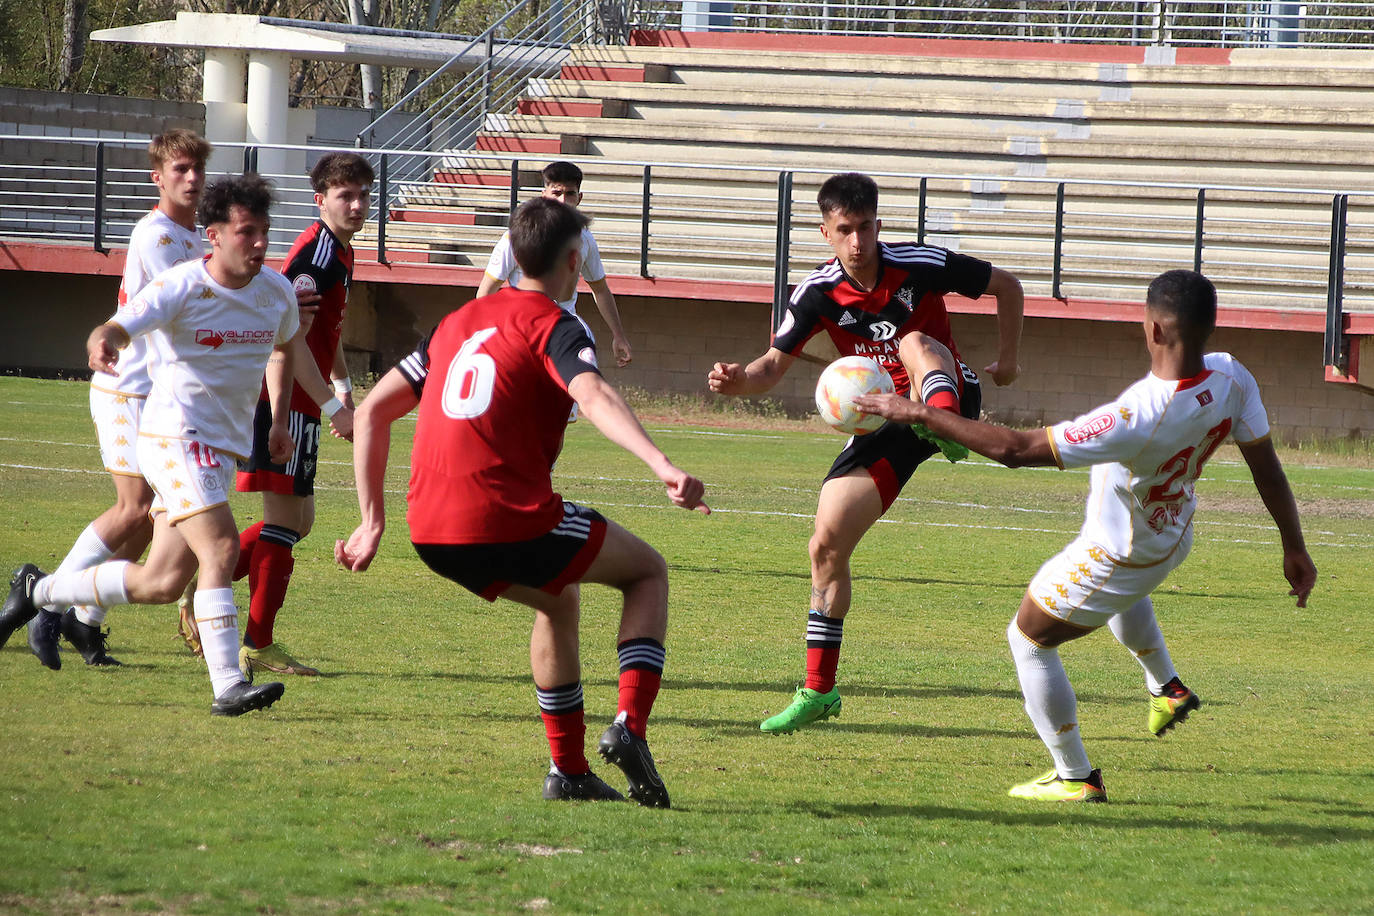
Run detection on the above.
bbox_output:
[773,242,992,396]
[397,288,601,545]
[270,220,353,416]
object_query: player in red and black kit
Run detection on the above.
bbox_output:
[222,152,374,678]
[336,198,708,807]
[709,172,1025,734]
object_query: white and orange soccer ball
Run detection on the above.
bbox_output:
[814,356,895,436]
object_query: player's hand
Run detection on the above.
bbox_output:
[267,422,294,464]
[707,362,745,395]
[335,524,382,572]
[1284,549,1317,608]
[984,359,1020,387]
[612,335,633,368]
[86,325,124,374]
[295,287,321,331]
[853,392,924,425]
[340,391,356,411]
[329,406,355,441]
[661,467,709,515]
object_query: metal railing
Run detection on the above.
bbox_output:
[627,0,1374,47]
[1,136,1368,374]
[357,0,615,160]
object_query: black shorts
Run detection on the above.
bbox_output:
[412,502,608,602]
[824,365,981,511]
[236,402,322,497]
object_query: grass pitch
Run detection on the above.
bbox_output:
[1,375,1372,914]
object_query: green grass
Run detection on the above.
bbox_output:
[1,375,1372,915]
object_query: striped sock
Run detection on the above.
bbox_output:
[921,370,960,413]
[616,638,666,739]
[804,611,844,693]
[536,681,588,775]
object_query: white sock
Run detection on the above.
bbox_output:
[34,560,130,613]
[195,587,244,698]
[1107,598,1177,695]
[42,524,115,611]
[1007,617,1092,780]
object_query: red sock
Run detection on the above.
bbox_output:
[804,646,842,694]
[921,370,961,413]
[246,539,293,648]
[234,521,264,582]
[541,709,589,775]
[617,668,662,739]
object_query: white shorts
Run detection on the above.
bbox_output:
[137,434,234,524]
[1027,529,1193,629]
[90,386,146,477]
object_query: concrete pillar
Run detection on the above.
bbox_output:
[202,49,246,177]
[246,50,290,180]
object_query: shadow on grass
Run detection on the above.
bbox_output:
[766,799,1374,843]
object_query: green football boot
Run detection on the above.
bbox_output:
[1148,682,1201,737]
[911,422,969,463]
[1008,768,1107,803]
[760,686,842,734]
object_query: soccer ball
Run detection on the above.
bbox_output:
[814,356,894,436]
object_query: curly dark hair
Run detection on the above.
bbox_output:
[1147,269,1218,344]
[197,173,275,227]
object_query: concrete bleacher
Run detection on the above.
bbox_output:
[371,32,1374,315]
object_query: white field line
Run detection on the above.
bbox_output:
[3,460,1366,550]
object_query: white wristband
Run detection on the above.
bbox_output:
[321,396,345,418]
[332,377,353,394]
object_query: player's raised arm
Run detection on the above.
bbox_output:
[569,372,708,514]
[983,266,1024,387]
[336,368,421,571]
[1237,437,1317,607]
[708,347,795,397]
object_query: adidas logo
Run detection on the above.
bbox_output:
[837,311,857,326]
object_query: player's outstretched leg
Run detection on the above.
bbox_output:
[1,564,46,650]
[1106,598,1200,737]
[897,332,969,463]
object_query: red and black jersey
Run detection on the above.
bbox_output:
[773,242,992,396]
[398,288,601,545]
[264,219,353,417]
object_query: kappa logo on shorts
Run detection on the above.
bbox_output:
[1064,413,1115,443]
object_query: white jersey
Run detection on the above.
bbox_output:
[483,226,605,314]
[1047,351,1270,565]
[92,208,203,397]
[112,257,299,460]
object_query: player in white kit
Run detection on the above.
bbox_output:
[855,269,1317,802]
[20,130,209,669]
[3,174,301,716]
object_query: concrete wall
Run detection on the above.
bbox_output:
[5,271,1372,440]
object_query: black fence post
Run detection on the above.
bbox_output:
[243,146,253,174]
[1052,182,1066,299]
[917,176,927,245]
[1193,188,1206,273]
[508,158,520,224]
[1324,193,1349,369]
[377,153,389,266]
[639,164,652,278]
[772,171,794,332]
[93,142,107,254]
